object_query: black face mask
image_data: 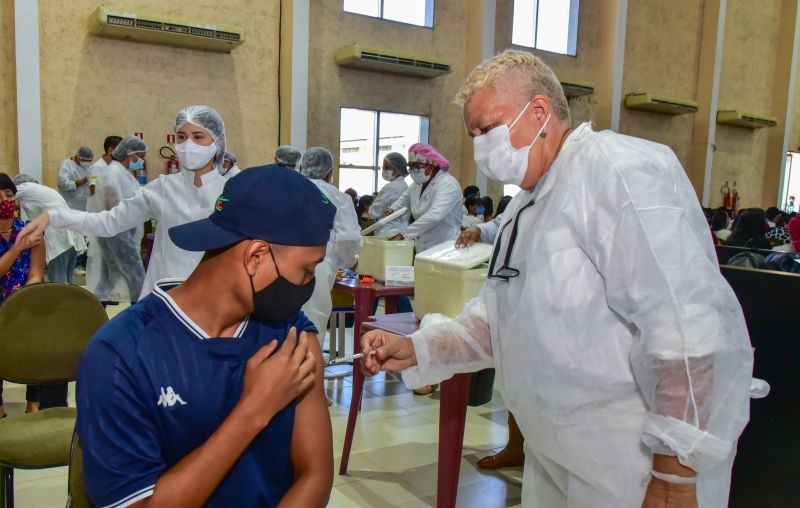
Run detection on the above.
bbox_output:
[249,247,315,325]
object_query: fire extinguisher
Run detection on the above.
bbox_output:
[721,181,732,210]
[161,135,180,175]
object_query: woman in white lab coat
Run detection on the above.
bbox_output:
[298,147,362,337]
[385,143,462,253]
[18,105,228,300]
[367,152,409,237]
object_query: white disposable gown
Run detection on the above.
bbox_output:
[88,157,109,196]
[461,214,483,229]
[475,213,502,242]
[368,176,408,237]
[74,160,144,301]
[15,182,87,263]
[301,179,362,337]
[85,158,109,296]
[57,158,90,211]
[224,165,242,179]
[49,164,226,300]
[400,124,753,507]
[390,171,462,252]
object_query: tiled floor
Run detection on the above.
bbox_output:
[3,303,523,507]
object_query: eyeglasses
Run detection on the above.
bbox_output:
[487,198,536,281]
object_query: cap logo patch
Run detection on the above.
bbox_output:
[215,196,229,212]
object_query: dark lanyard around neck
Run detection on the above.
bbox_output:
[487,198,536,281]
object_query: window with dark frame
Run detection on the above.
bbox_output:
[512,0,579,56]
[339,107,430,196]
[343,0,435,28]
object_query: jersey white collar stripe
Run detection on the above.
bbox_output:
[153,278,249,340]
[152,280,206,340]
[100,485,155,508]
[234,315,250,336]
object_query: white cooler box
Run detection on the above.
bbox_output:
[358,237,415,281]
[414,241,493,319]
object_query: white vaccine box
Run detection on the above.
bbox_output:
[358,237,415,281]
[413,241,493,319]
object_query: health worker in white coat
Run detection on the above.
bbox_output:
[13,174,87,284]
[57,146,94,211]
[18,105,228,300]
[83,135,146,302]
[361,50,754,508]
[368,152,409,238]
[384,143,462,252]
[274,145,303,169]
[87,136,123,199]
[222,150,242,179]
[299,147,362,337]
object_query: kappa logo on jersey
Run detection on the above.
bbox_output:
[157,386,187,408]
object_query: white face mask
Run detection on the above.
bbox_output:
[80,161,92,170]
[410,168,429,185]
[175,139,217,171]
[473,100,551,186]
[381,169,396,182]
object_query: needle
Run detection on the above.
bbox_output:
[324,350,376,367]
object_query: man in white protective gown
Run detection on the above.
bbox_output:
[298,147,362,337]
[360,49,754,508]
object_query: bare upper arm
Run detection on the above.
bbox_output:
[289,334,333,480]
[28,242,45,282]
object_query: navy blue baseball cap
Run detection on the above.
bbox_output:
[169,164,337,251]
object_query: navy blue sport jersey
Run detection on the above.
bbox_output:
[76,279,318,508]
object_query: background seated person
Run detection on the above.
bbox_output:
[462,195,485,229]
[0,173,45,416]
[725,208,772,249]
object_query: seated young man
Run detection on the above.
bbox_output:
[77,166,336,507]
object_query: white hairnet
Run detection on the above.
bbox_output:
[13,173,39,185]
[223,150,237,164]
[112,136,148,161]
[174,105,226,169]
[300,147,333,180]
[384,152,409,176]
[275,145,302,166]
[77,146,94,160]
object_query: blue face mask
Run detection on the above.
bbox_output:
[475,207,485,216]
[129,158,144,171]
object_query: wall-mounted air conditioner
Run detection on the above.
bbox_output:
[335,44,452,78]
[716,110,778,129]
[624,93,698,115]
[89,7,245,53]
[560,78,594,99]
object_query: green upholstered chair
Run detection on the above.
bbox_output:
[0,283,107,508]
[67,432,91,508]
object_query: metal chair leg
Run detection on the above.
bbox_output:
[337,313,346,357]
[326,314,336,362]
[1,465,14,508]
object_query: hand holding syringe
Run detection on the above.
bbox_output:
[324,350,377,367]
